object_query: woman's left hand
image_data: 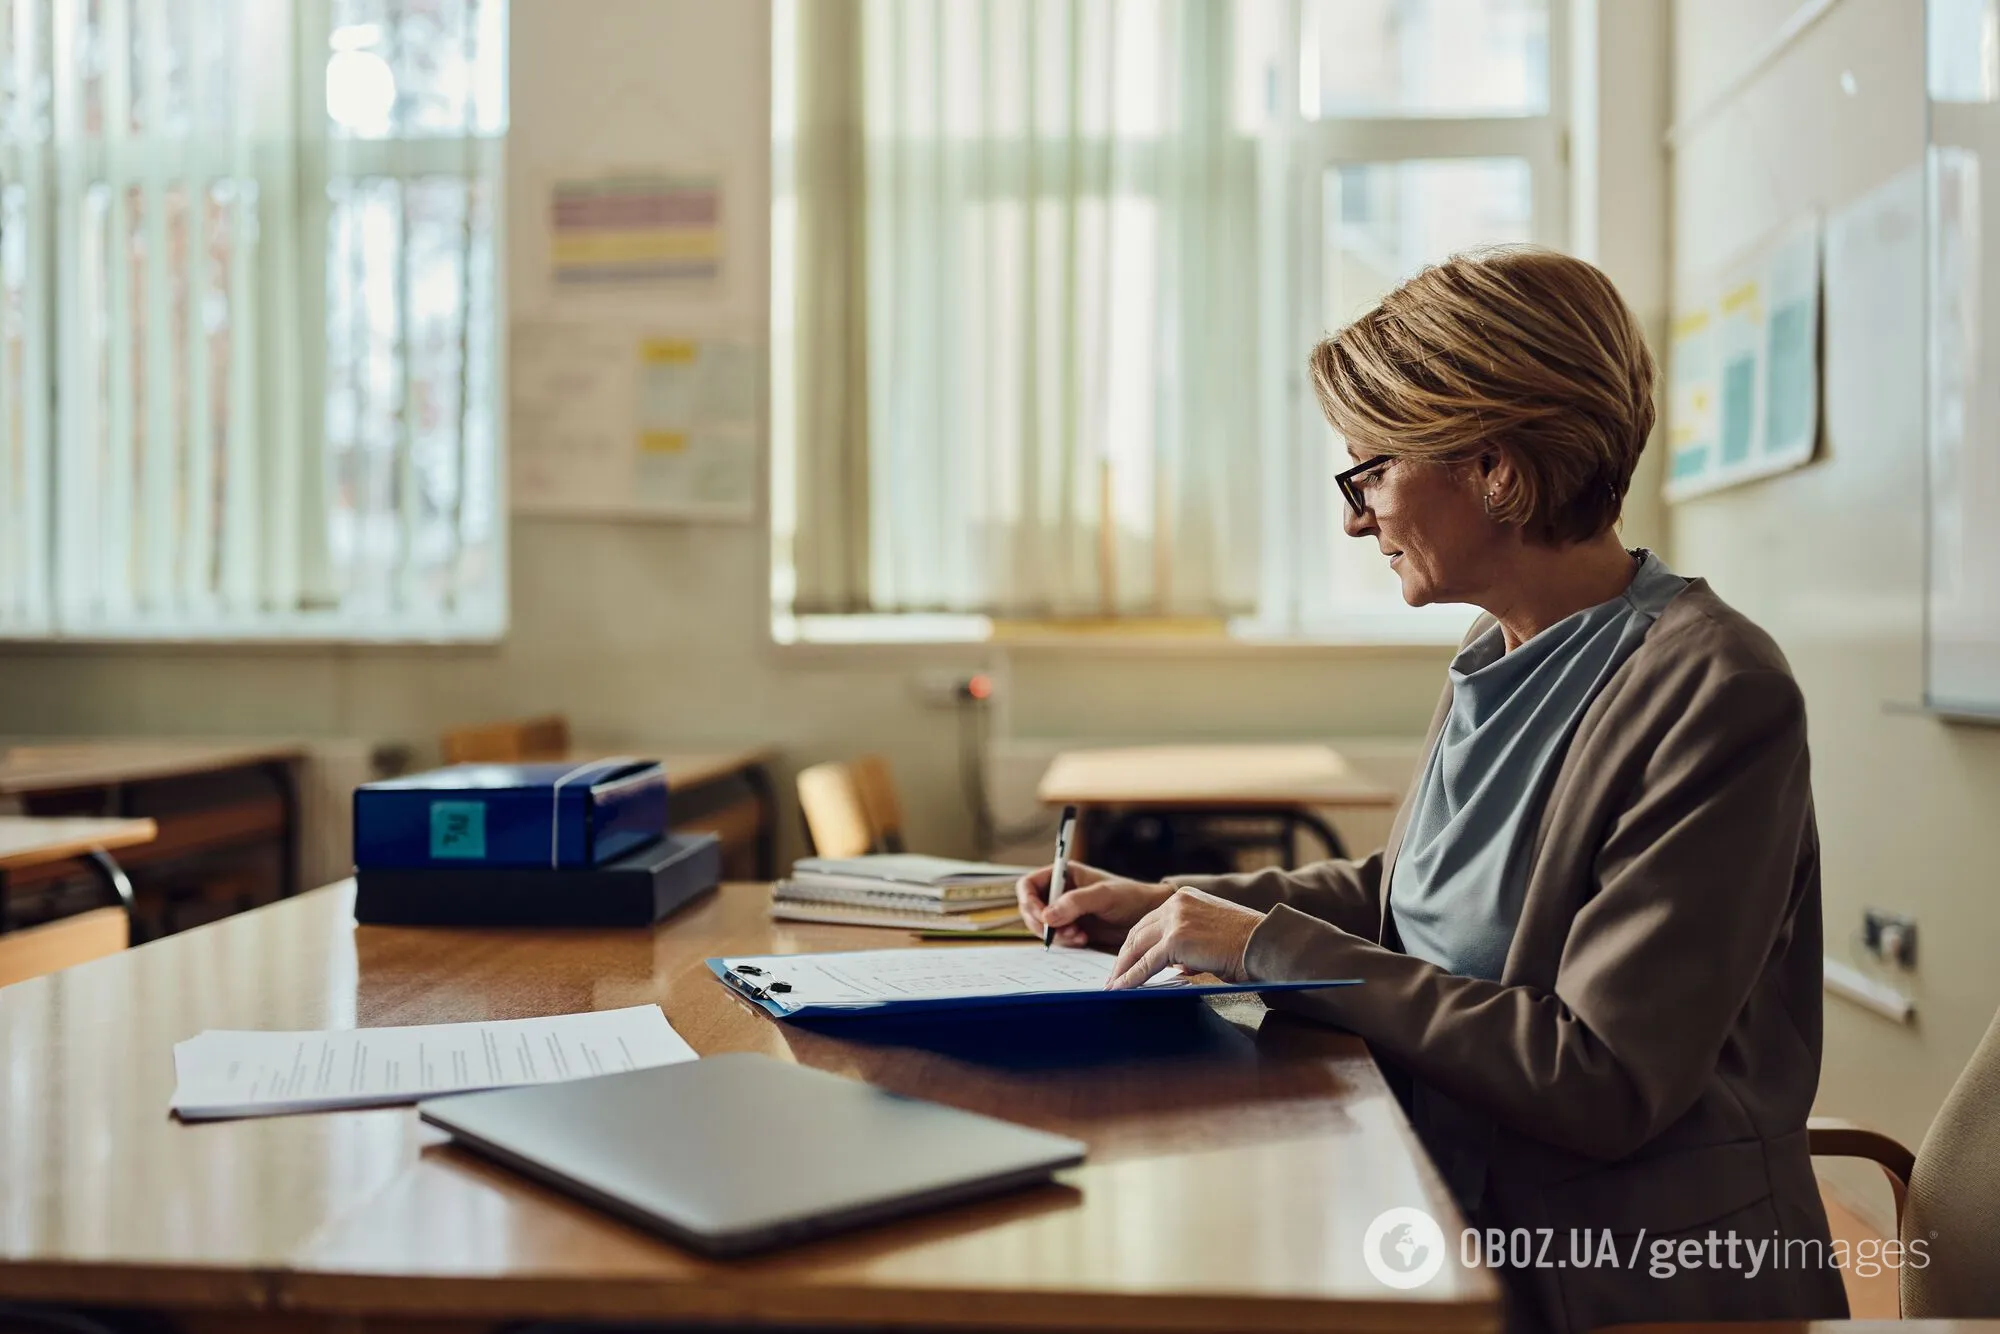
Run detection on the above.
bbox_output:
[1105,887,1267,989]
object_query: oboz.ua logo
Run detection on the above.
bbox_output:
[1363,1207,1448,1289]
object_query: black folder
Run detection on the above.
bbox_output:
[355,830,720,927]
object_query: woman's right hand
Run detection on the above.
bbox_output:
[1015,861,1175,950]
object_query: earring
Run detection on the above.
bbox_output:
[1482,489,1500,518]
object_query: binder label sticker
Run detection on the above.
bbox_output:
[429,801,487,860]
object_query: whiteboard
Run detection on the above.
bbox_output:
[1927,114,2000,716]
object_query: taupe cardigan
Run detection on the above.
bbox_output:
[1176,580,1849,1333]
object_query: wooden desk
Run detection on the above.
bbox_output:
[0,817,157,983]
[0,882,1498,1333]
[0,740,304,795]
[1039,744,1397,809]
[0,814,158,926]
[0,739,307,918]
[0,815,158,871]
[1606,1325,2000,1333]
[1039,744,1398,869]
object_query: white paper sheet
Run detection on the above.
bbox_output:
[719,945,1184,1010]
[171,1004,696,1121]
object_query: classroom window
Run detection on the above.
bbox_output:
[0,0,507,642]
[1306,0,1549,118]
[771,0,1564,643]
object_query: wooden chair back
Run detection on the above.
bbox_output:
[795,761,875,859]
[441,716,571,765]
[0,907,129,990]
[850,753,907,854]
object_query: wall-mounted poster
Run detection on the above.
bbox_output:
[511,322,758,521]
[1665,308,1717,487]
[547,170,724,291]
[1666,213,1822,502]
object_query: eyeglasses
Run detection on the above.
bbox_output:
[1335,454,1396,515]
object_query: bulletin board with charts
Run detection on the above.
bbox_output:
[1665,214,1823,502]
[510,322,759,521]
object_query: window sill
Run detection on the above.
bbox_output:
[0,611,507,649]
[769,607,1472,655]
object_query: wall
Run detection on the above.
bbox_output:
[0,0,1464,861]
[1670,0,2000,1222]
[1574,0,1673,550]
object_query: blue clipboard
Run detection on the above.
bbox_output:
[705,953,1360,1021]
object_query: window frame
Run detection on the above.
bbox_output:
[765,0,1570,652]
[0,0,510,646]
[1253,0,1569,643]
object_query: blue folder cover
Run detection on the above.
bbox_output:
[355,759,669,869]
[705,953,1359,1020]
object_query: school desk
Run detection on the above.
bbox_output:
[0,879,1498,1333]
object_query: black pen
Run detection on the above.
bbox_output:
[1042,804,1079,948]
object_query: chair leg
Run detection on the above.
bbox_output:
[82,850,139,943]
[1285,809,1347,862]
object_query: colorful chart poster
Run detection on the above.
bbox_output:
[511,323,757,521]
[1666,309,1716,490]
[632,337,760,514]
[548,171,723,289]
[1666,214,1822,502]
[1715,276,1764,472]
[1761,221,1822,472]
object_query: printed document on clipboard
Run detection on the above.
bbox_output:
[707,945,1359,1020]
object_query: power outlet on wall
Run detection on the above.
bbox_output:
[911,671,993,709]
[1861,908,1918,969]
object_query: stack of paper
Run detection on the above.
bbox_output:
[772,854,1028,932]
[170,1004,697,1122]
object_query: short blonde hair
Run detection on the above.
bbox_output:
[1309,247,1655,545]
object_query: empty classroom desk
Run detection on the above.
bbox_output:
[0,816,156,986]
[1038,742,1399,868]
[0,739,306,914]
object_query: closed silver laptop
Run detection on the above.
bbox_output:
[418,1051,1085,1256]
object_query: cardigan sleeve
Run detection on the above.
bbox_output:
[1242,665,1812,1163]
[1167,855,1386,944]
[1158,616,1468,949]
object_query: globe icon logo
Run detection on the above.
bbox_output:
[1382,1223,1427,1272]
[1362,1207,1447,1289]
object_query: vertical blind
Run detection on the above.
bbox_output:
[0,0,505,640]
[787,0,1262,619]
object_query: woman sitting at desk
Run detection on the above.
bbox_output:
[1017,248,1847,1334]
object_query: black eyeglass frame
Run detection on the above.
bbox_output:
[1335,454,1396,515]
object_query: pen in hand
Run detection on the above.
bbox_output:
[1042,804,1079,948]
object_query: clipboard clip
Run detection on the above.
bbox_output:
[724,964,791,1004]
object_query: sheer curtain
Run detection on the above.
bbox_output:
[0,0,504,640]
[0,0,51,632]
[791,0,1261,619]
